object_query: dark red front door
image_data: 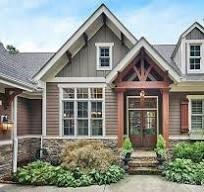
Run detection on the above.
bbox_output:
[128,97,157,148]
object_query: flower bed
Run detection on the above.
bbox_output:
[13,161,125,187]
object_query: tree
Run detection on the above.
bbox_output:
[6,45,19,54]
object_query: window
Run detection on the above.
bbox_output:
[189,45,201,70]
[191,100,204,131]
[95,43,114,70]
[61,87,104,137]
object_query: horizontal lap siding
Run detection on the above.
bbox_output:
[46,83,59,135]
[105,86,117,136]
[17,97,30,135]
[17,97,42,136]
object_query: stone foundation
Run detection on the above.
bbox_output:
[0,137,41,180]
[0,143,12,180]
[18,137,41,164]
[42,138,118,163]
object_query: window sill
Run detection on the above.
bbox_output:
[96,68,112,71]
[189,130,204,140]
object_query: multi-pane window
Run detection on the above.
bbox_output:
[191,100,204,130]
[99,47,110,67]
[189,45,201,70]
[95,43,114,70]
[61,87,104,137]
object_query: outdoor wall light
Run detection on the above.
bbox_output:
[140,90,145,98]
[0,115,13,134]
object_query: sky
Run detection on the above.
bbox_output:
[0,0,204,52]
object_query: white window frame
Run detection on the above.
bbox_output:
[95,42,114,71]
[187,95,204,134]
[58,83,106,138]
[187,40,204,74]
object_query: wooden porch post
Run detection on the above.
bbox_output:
[161,88,169,146]
[116,89,125,147]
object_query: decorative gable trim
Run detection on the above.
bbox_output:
[106,37,181,83]
[33,4,137,81]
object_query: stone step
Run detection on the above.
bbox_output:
[128,167,161,175]
[130,151,157,161]
[128,160,158,167]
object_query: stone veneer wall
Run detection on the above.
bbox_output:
[42,138,118,162]
[0,143,12,179]
[18,138,41,164]
[0,137,41,180]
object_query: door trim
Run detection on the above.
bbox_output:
[126,96,159,139]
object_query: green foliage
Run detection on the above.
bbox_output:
[154,135,167,159]
[6,45,19,54]
[122,137,133,154]
[61,140,117,171]
[163,158,204,185]
[172,142,204,163]
[14,161,125,187]
[90,165,125,185]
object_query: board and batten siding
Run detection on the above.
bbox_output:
[186,28,204,40]
[17,97,42,136]
[57,25,129,77]
[46,82,117,136]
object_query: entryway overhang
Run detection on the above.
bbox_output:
[108,38,178,148]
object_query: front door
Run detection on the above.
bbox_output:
[127,96,158,148]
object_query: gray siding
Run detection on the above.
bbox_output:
[17,97,42,136]
[46,83,117,136]
[46,83,59,135]
[105,86,117,136]
[57,25,129,77]
[186,27,204,39]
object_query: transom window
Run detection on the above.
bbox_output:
[61,87,104,137]
[95,42,114,70]
[191,99,204,131]
[189,45,201,70]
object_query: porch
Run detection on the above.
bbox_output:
[113,48,172,147]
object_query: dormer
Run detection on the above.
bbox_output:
[172,22,204,75]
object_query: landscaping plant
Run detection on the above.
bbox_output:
[122,137,133,156]
[61,140,117,171]
[172,142,204,163]
[163,158,204,185]
[14,161,125,187]
[154,134,167,160]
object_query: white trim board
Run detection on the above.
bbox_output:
[48,77,106,83]
[33,4,137,81]
[43,136,117,140]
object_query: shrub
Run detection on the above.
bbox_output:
[61,140,117,171]
[163,158,204,185]
[172,142,204,163]
[14,161,125,187]
[122,137,133,155]
[154,135,167,159]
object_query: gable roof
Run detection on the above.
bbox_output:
[172,22,204,58]
[106,37,181,83]
[33,4,137,81]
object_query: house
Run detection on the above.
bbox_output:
[0,4,204,178]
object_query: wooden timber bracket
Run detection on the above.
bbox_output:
[4,88,23,109]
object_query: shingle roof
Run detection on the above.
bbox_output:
[0,42,203,88]
[0,43,54,89]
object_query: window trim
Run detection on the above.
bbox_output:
[187,95,204,133]
[95,42,114,71]
[58,83,106,138]
[187,41,204,74]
